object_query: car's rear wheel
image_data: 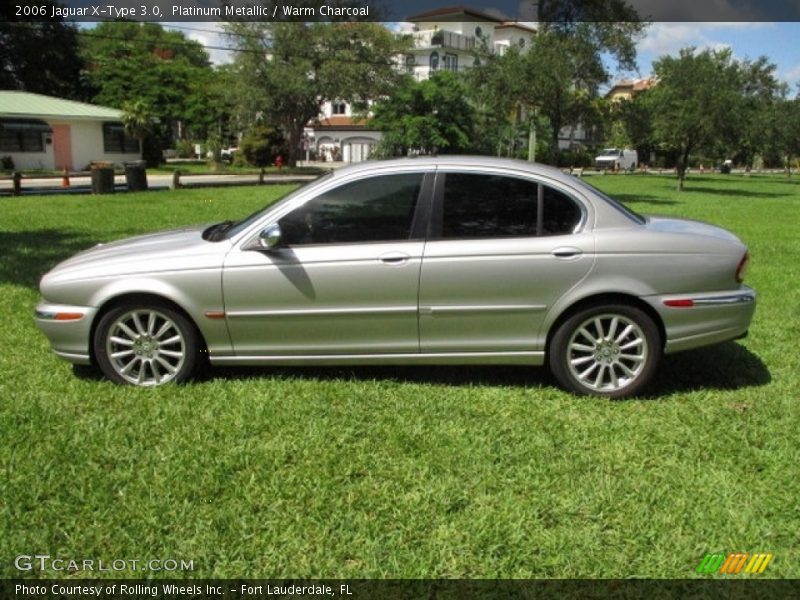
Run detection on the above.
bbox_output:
[549,304,661,398]
[94,302,200,386]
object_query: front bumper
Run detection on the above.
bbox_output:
[646,287,756,354]
[35,302,97,365]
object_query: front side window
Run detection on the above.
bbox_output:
[279,173,424,245]
[102,122,140,153]
[440,173,581,239]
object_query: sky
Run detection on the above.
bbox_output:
[632,22,800,90]
[165,21,800,92]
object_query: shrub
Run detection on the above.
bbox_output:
[239,126,287,167]
[175,140,195,158]
[1,155,14,171]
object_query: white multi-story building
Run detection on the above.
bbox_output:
[405,7,536,80]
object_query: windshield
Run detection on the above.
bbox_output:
[599,149,620,157]
[569,176,645,224]
[216,172,332,240]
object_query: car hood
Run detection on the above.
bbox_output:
[44,224,228,282]
[644,215,742,243]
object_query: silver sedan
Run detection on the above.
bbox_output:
[35,157,755,398]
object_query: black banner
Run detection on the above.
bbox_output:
[4,0,800,23]
[3,579,800,600]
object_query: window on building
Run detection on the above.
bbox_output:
[331,100,347,116]
[443,53,458,72]
[429,51,439,71]
[405,54,416,73]
[102,122,140,153]
[440,173,582,239]
[0,119,51,152]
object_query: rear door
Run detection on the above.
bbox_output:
[418,169,595,354]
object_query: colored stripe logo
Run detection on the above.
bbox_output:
[696,552,773,575]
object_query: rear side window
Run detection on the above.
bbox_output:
[440,173,582,239]
[542,185,582,235]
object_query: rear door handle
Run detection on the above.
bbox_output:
[379,252,410,265]
[551,246,583,259]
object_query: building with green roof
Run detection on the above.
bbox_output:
[0,91,141,170]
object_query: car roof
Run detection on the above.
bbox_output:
[327,156,579,187]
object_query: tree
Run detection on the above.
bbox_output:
[734,57,787,168]
[604,92,655,164]
[370,72,476,156]
[225,22,411,167]
[121,99,155,146]
[772,95,800,176]
[465,40,523,157]
[468,3,647,163]
[648,48,783,190]
[0,3,89,100]
[80,22,218,145]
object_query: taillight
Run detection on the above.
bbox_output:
[735,251,749,283]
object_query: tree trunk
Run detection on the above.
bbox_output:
[676,146,691,191]
[546,128,560,166]
[527,108,537,163]
[285,122,303,168]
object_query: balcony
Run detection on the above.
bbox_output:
[412,29,476,51]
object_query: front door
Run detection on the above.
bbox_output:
[223,172,429,356]
[51,124,72,170]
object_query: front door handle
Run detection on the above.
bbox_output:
[379,252,410,265]
[551,246,583,259]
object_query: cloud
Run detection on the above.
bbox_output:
[637,22,770,66]
[781,64,800,89]
[164,21,234,65]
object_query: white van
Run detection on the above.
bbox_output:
[595,148,638,171]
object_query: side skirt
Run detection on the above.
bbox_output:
[210,351,545,367]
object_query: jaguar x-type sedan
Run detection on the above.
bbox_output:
[35,157,755,398]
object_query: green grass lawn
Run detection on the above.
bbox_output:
[1,174,799,579]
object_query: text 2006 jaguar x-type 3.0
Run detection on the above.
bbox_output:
[35,157,755,398]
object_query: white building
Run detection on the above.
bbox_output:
[0,91,142,171]
[405,7,536,80]
[304,100,382,164]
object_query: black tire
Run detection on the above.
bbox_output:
[93,301,201,386]
[549,303,661,399]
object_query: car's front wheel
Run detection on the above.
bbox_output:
[94,302,201,386]
[549,304,661,398]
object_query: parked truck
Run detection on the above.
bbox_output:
[595,148,638,171]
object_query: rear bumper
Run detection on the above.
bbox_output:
[645,287,756,354]
[34,302,96,365]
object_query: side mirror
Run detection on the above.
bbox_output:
[258,223,283,250]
